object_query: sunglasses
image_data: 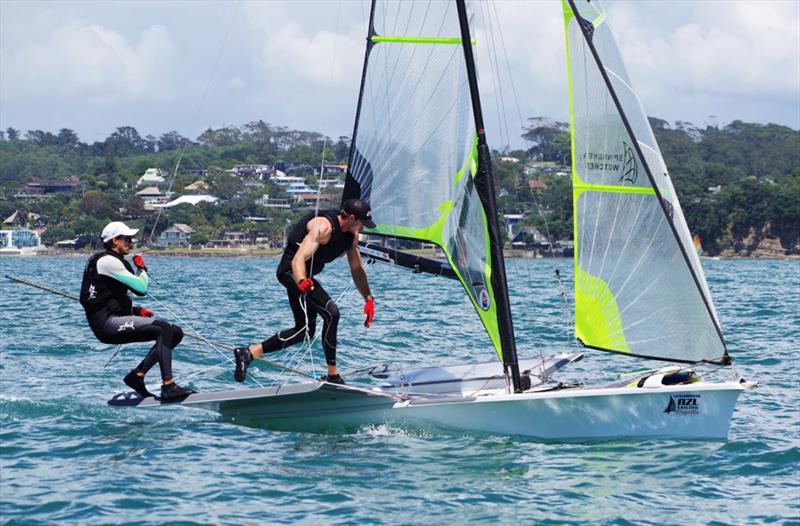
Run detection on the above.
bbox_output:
[118,235,134,244]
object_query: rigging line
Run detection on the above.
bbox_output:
[480,0,510,149]
[490,0,524,130]
[309,0,342,285]
[147,0,243,245]
[5,273,307,380]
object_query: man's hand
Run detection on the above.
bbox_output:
[364,297,374,328]
[297,278,314,294]
[132,254,148,273]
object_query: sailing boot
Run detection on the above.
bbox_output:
[320,374,346,385]
[233,347,253,382]
[160,382,194,402]
[124,370,154,398]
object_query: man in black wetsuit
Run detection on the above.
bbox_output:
[80,221,193,401]
[233,199,376,385]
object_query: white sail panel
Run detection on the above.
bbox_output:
[345,1,504,355]
[564,0,726,363]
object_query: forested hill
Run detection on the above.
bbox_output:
[0,118,797,256]
[510,118,799,256]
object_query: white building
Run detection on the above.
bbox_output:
[0,229,42,254]
[137,168,167,187]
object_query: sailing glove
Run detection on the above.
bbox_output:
[364,297,375,328]
[297,278,314,294]
[132,254,148,273]
[134,306,154,317]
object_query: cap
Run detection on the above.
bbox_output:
[101,221,139,242]
[342,198,376,228]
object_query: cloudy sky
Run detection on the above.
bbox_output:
[1,0,798,148]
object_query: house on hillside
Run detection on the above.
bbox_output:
[14,179,78,199]
[157,223,195,247]
[135,186,172,205]
[137,168,167,187]
[529,180,547,191]
[255,194,290,209]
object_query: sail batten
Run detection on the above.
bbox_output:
[564,0,729,364]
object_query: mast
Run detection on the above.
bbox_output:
[455,0,522,392]
[343,0,377,203]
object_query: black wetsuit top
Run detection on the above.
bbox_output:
[277,210,355,277]
[80,250,143,331]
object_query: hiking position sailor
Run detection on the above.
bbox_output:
[233,199,377,385]
[80,221,193,401]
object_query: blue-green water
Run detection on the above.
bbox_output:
[1,256,798,525]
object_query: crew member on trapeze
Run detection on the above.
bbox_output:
[80,221,193,401]
[233,199,377,385]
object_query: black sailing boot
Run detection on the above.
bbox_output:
[233,347,253,382]
[320,374,346,385]
[124,370,154,398]
[160,382,194,402]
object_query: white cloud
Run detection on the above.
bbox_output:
[1,20,178,103]
[226,77,247,90]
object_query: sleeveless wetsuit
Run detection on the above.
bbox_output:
[81,250,183,381]
[262,211,355,365]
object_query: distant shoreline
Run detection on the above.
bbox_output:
[5,248,798,260]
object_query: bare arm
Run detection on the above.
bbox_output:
[346,237,372,300]
[291,217,332,283]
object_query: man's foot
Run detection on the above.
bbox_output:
[160,382,194,402]
[124,370,154,398]
[233,347,253,382]
[320,373,346,385]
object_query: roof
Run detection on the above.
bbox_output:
[3,211,19,224]
[153,195,218,208]
[185,181,209,191]
[529,180,547,190]
[161,223,196,234]
[136,186,164,196]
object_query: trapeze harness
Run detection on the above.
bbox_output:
[80,250,183,381]
[261,210,355,365]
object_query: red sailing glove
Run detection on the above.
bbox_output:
[132,254,148,273]
[297,278,314,294]
[364,297,375,328]
[136,307,154,317]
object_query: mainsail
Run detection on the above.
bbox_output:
[563,0,729,364]
[343,0,521,386]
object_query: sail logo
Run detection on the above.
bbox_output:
[88,285,97,300]
[664,394,700,415]
[478,288,491,311]
[620,141,638,184]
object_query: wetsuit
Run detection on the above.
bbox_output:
[80,250,183,382]
[260,210,355,366]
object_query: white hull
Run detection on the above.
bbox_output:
[110,380,748,440]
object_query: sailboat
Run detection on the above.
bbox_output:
[109,0,753,440]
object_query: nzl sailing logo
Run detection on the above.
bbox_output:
[117,320,136,332]
[620,141,639,184]
[88,285,97,300]
[664,394,700,415]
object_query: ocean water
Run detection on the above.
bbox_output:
[1,255,798,525]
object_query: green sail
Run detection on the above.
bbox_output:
[563,0,727,364]
[343,1,502,357]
